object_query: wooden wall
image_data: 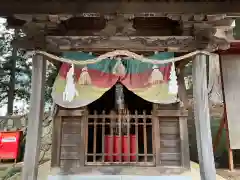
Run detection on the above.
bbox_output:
[159,118,181,166]
[60,116,85,172]
[153,103,189,168]
[51,105,189,174]
[51,109,86,174]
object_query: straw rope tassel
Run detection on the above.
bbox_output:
[63,64,79,102]
[168,62,178,94]
[112,58,126,75]
[148,65,163,84]
[79,66,92,85]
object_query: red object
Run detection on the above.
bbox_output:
[130,135,137,161]
[122,136,130,162]
[0,131,22,161]
[104,135,113,162]
[122,135,137,162]
[217,42,240,55]
[113,136,121,162]
[104,135,137,162]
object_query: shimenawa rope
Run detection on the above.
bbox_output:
[35,50,213,65]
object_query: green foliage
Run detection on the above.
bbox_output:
[233,18,240,40]
[45,62,58,104]
[0,21,58,111]
[0,26,31,107]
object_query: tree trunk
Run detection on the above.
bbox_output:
[7,30,18,115]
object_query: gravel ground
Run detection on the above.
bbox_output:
[2,161,236,180]
[36,161,227,180]
[217,169,240,180]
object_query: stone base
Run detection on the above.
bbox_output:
[48,175,191,180]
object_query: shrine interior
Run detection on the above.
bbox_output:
[87,83,153,164]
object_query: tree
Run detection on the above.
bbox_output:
[44,61,59,111]
[0,26,32,114]
[0,19,59,114]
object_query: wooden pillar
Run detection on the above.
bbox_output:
[192,54,216,180]
[21,54,46,180]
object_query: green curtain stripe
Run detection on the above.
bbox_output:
[123,52,174,74]
[63,52,174,74]
[63,51,116,73]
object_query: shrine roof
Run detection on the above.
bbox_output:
[1,0,240,15]
[1,0,239,53]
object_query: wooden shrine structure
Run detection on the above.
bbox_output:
[1,1,240,180]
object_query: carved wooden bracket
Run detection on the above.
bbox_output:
[181,17,235,51]
[97,15,135,36]
[10,13,235,52]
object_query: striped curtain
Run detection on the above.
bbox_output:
[51,52,178,108]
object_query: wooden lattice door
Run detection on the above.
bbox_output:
[85,110,155,166]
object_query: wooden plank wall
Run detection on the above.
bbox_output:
[51,108,86,174]
[159,118,181,166]
[153,103,190,168]
[60,117,84,172]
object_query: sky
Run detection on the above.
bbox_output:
[0,17,5,24]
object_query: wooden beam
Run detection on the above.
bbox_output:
[57,109,85,116]
[155,110,188,117]
[13,35,200,52]
[152,104,161,166]
[1,2,240,15]
[218,42,240,54]
[192,54,216,180]
[13,31,231,52]
[21,55,46,180]
[51,116,62,168]
[179,116,190,169]
[40,29,180,37]
[47,36,195,52]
